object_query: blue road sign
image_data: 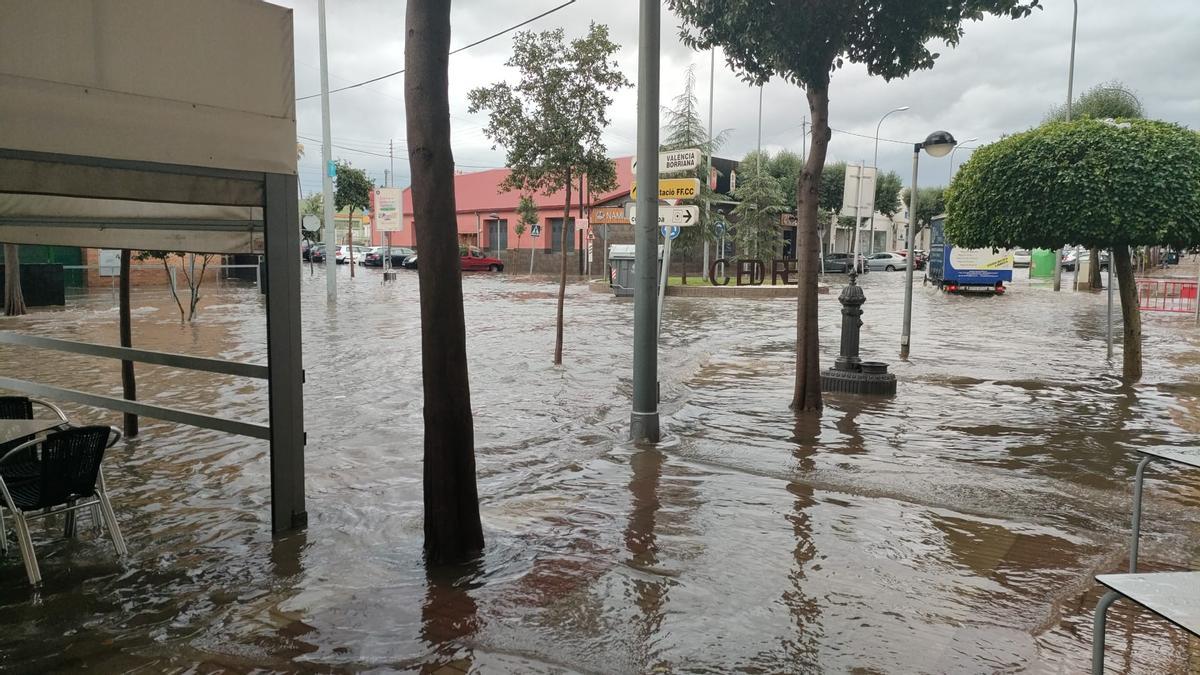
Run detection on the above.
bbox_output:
[661,225,681,241]
[327,160,337,178]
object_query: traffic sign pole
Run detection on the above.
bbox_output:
[631,0,661,444]
[657,230,671,339]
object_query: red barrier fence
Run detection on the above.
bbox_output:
[1136,278,1199,314]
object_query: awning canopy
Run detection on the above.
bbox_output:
[0,0,297,253]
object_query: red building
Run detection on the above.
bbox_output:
[371,157,635,254]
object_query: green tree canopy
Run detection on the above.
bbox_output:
[334,162,373,215]
[946,118,1200,381]
[1045,80,1145,123]
[901,186,947,235]
[945,119,1200,250]
[732,153,787,260]
[468,22,629,365]
[661,63,732,257]
[667,0,1041,410]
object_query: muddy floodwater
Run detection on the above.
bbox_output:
[1,265,1199,673]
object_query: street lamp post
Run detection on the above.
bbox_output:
[1054,0,1080,293]
[869,106,909,255]
[947,137,978,182]
[901,131,957,359]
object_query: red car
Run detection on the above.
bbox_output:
[459,246,504,272]
[403,246,504,272]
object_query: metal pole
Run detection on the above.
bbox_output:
[901,145,920,359]
[851,162,863,266]
[631,0,660,443]
[703,48,715,278]
[1107,249,1114,358]
[318,0,336,302]
[756,85,763,170]
[1194,256,1200,323]
[1054,0,1078,294]
[870,106,908,256]
[657,232,671,337]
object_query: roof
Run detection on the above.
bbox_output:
[403,157,635,214]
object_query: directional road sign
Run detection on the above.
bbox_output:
[630,178,701,201]
[661,226,681,240]
[626,204,700,227]
[632,148,702,175]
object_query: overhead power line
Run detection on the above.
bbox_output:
[296,0,578,101]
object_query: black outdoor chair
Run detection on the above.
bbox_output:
[0,426,126,585]
[0,396,68,456]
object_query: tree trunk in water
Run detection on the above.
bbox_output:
[162,257,185,322]
[554,168,572,365]
[119,250,138,437]
[3,243,26,316]
[405,0,484,565]
[1113,246,1142,381]
[1088,246,1102,289]
[791,87,830,412]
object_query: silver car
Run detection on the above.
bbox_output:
[866,252,908,271]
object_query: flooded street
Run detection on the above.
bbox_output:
[2,265,1199,673]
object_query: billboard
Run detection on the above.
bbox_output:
[373,188,403,231]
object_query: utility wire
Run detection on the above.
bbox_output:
[296,0,578,101]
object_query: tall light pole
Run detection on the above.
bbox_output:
[947,137,977,181]
[869,106,908,255]
[703,48,715,277]
[631,0,661,444]
[318,0,336,302]
[901,131,957,359]
[1054,0,1079,293]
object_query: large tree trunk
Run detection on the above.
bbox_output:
[119,250,138,437]
[3,243,26,316]
[554,167,572,365]
[405,0,484,565]
[1089,246,1103,289]
[1113,246,1142,381]
[791,86,830,412]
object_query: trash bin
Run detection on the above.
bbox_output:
[608,244,663,297]
[1030,249,1056,278]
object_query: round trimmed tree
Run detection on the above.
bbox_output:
[945,118,1200,380]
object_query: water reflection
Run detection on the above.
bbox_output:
[0,270,1198,672]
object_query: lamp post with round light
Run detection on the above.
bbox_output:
[901,131,957,359]
[869,106,909,255]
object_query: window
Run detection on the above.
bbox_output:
[550,217,575,253]
[488,219,508,251]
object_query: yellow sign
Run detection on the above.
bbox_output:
[631,178,700,200]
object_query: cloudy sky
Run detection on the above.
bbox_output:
[279,0,1199,198]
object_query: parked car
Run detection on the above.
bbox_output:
[360,246,386,265]
[309,244,326,263]
[867,252,908,271]
[1012,249,1031,267]
[460,246,504,272]
[1062,249,1109,271]
[895,249,927,270]
[401,246,504,272]
[823,252,867,273]
[364,246,417,268]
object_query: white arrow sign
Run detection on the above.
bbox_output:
[626,205,700,227]
[632,148,702,175]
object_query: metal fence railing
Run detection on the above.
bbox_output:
[1135,277,1199,316]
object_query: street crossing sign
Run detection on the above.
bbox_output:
[530,224,541,238]
[630,178,701,200]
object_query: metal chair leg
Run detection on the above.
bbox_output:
[11,511,41,585]
[0,508,8,556]
[1130,456,1152,572]
[63,500,77,538]
[95,472,126,557]
[1092,589,1122,675]
[91,504,103,533]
